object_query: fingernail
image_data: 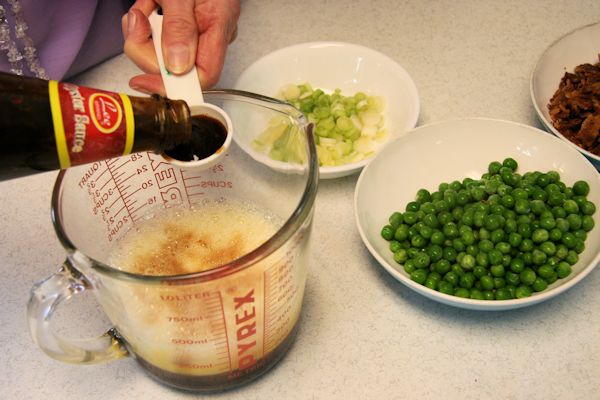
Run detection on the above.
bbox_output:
[167,44,190,74]
[130,84,151,94]
[127,10,137,35]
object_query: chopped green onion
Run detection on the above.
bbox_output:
[253,83,388,167]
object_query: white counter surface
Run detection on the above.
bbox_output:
[2,1,600,399]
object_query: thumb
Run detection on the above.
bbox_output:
[160,0,198,75]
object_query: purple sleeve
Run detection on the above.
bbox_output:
[0,0,130,80]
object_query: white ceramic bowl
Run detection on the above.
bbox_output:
[354,118,600,311]
[531,21,600,171]
[234,41,420,179]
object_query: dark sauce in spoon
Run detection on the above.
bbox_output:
[165,114,227,161]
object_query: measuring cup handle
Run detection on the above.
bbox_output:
[27,260,127,364]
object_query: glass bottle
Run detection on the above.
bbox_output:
[0,71,193,180]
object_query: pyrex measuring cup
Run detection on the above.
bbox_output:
[27,90,319,392]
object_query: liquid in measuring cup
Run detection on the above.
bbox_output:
[107,199,306,390]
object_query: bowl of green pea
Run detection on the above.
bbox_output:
[354,118,600,311]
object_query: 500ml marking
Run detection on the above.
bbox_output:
[171,338,209,345]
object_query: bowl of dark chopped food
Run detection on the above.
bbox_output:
[531,21,600,171]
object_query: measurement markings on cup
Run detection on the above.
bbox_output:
[165,290,232,373]
[263,260,298,355]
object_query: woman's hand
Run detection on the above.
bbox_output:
[122,0,240,94]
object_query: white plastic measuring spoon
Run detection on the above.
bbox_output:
[148,8,232,170]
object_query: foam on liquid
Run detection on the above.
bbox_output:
[111,200,280,275]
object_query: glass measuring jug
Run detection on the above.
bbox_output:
[27,90,319,392]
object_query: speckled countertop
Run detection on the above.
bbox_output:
[2,1,600,399]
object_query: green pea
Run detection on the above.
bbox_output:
[459,273,475,289]
[505,218,517,233]
[480,275,495,291]
[496,241,511,255]
[582,215,595,232]
[403,260,416,274]
[562,232,577,249]
[510,258,525,273]
[488,161,502,174]
[425,277,438,290]
[532,277,548,292]
[515,285,533,299]
[581,201,596,216]
[443,247,458,262]
[473,265,487,278]
[551,206,567,218]
[547,192,564,207]
[495,288,513,300]
[573,239,585,254]
[508,232,523,247]
[452,264,466,276]
[389,212,404,228]
[537,265,554,279]
[456,190,471,206]
[532,229,549,243]
[434,259,451,274]
[493,277,506,289]
[549,228,562,242]
[539,216,556,230]
[430,230,445,245]
[471,187,485,202]
[490,229,505,243]
[556,262,572,278]
[394,224,409,241]
[422,213,439,228]
[452,239,466,252]
[435,281,452,295]
[545,271,558,285]
[460,254,476,270]
[512,188,528,200]
[482,290,495,300]
[555,244,569,260]
[403,211,418,225]
[413,252,431,269]
[518,223,532,238]
[572,180,590,196]
[394,249,408,264]
[563,200,579,214]
[521,251,533,265]
[567,214,582,230]
[530,199,546,215]
[389,240,402,253]
[426,245,443,262]
[574,229,587,241]
[540,241,556,256]
[410,269,428,285]
[478,239,493,253]
[416,188,432,203]
[444,271,460,286]
[381,225,394,240]
[520,268,536,285]
[505,271,520,286]
[490,264,505,277]
[532,249,547,265]
[419,225,434,240]
[411,234,427,249]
